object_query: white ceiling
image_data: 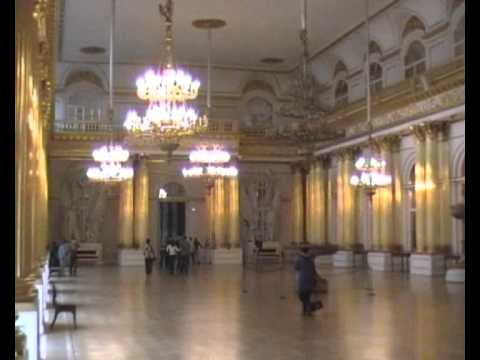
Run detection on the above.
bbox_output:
[59,0,395,71]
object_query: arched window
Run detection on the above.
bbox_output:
[369,63,383,93]
[407,166,416,252]
[335,80,348,107]
[404,41,426,80]
[454,16,465,57]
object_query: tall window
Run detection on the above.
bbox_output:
[454,16,465,57]
[369,63,383,93]
[407,166,416,252]
[335,80,348,107]
[404,41,426,79]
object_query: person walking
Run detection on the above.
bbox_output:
[294,247,317,316]
[166,240,180,275]
[193,237,201,264]
[69,240,78,276]
[144,239,156,275]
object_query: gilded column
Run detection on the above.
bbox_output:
[379,137,396,250]
[317,156,329,245]
[413,126,427,253]
[229,177,240,248]
[134,156,149,248]
[215,178,226,247]
[292,165,304,244]
[438,123,451,250]
[425,124,440,253]
[327,160,335,245]
[305,167,311,243]
[312,161,320,244]
[118,176,134,248]
[336,153,345,248]
[392,137,403,250]
[223,177,231,248]
[343,149,357,249]
[371,143,382,251]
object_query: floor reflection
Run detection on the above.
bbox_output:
[44,265,464,360]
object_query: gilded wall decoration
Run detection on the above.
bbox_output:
[347,86,465,136]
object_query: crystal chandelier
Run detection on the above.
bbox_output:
[182,145,238,179]
[124,0,207,140]
[277,0,344,141]
[349,0,391,195]
[87,0,133,183]
[350,151,392,194]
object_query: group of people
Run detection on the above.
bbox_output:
[143,236,202,275]
[48,239,78,277]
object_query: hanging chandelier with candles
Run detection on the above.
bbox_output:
[87,0,133,183]
[124,0,207,140]
[349,0,391,194]
[182,145,238,179]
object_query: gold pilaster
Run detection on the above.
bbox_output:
[438,123,451,250]
[327,161,335,245]
[228,177,240,248]
[134,157,149,248]
[335,152,345,248]
[292,165,304,244]
[413,125,427,253]
[215,178,226,247]
[343,149,356,249]
[424,124,439,253]
[118,177,134,248]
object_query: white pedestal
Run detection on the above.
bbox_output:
[314,255,333,266]
[333,251,354,268]
[77,243,103,264]
[211,248,242,265]
[446,268,465,283]
[16,302,39,360]
[410,254,445,276]
[367,252,392,272]
[118,249,144,266]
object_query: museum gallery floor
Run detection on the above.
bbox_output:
[44,265,464,360]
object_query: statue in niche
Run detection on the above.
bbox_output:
[242,97,274,129]
[240,170,281,247]
[60,167,106,243]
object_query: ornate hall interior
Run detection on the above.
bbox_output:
[15,0,465,359]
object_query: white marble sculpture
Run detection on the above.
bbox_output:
[240,170,280,246]
[61,167,107,243]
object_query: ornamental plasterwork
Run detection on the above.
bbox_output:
[346,85,465,137]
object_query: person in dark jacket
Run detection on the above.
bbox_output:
[294,247,317,316]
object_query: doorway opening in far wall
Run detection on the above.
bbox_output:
[158,183,187,247]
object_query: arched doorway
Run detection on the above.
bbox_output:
[158,183,187,245]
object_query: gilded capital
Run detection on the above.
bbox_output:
[378,135,401,152]
[411,125,426,142]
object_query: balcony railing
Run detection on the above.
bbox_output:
[53,121,122,133]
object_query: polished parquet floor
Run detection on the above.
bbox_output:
[44,264,465,360]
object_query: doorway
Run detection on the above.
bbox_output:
[157,182,188,245]
[158,201,186,242]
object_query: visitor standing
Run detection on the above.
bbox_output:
[144,239,156,275]
[166,240,180,274]
[294,247,317,316]
[57,240,72,277]
[48,241,60,270]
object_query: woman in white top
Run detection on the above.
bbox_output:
[166,240,180,274]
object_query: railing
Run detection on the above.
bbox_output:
[53,121,122,133]
[53,119,238,135]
